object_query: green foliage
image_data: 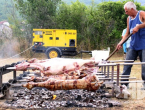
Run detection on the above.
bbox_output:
[13,0,145,51]
[10,0,145,52]
[0,0,13,21]
[14,0,61,28]
[56,1,89,48]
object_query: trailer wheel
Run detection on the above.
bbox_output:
[46,48,61,59]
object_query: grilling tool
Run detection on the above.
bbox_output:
[105,33,133,61]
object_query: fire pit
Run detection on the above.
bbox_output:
[5,86,121,109]
[1,58,142,109]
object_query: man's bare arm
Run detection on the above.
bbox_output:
[116,17,130,50]
[133,11,145,33]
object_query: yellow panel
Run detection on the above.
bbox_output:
[43,30,54,46]
[32,29,43,45]
[65,30,77,47]
[55,30,66,47]
[32,29,77,47]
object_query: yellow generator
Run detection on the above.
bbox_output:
[32,29,77,58]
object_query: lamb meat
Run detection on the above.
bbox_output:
[28,71,87,82]
[15,62,30,71]
[28,73,85,82]
[23,75,103,91]
[15,58,99,76]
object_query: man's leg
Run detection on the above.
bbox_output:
[121,49,137,86]
[141,50,145,82]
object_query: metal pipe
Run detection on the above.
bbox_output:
[107,66,109,77]
[0,71,2,88]
[99,77,136,80]
[97,75,130,77]
[109,60,134,63]
[111,66,114,81]
[96,72,122,74]
[117,64,120,86]
[13,71,16,79]
[103,80,145,84]
[101,66,103,73]
[104,66,106,76]
[98,62,145,66]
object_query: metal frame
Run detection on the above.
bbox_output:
[97,60,145,96]
[1,60,145,98]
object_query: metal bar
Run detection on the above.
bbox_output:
[107,75,130,77]
[119,62,145,65]
[22,77,30,79]
[96,73,106,75]
[13,71,16,79]
[23,76,122,79]
[97,75,130,77]
[99,77,136,80]
[111,66,114,81]
[28,74,35,76]
[97,76,105,78]
[107,66,109,77]
[119,81,145,83]
[101,66,103,73]
[6,67,36,70]
[98,63,117,66]
[96,72,121,74]
[17,80,28,82]
[103,80,145,84]
[0,71,2,88]
[117,64,120,86]
[104,66,106,75]
[109,60,134,63]
[98,62,145,66]
[11,84,23,87]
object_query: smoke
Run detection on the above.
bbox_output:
[0,38,20,58]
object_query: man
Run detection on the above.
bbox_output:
[117,1,145,88]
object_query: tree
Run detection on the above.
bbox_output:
[13,0,145,52]
[14,0,61,29]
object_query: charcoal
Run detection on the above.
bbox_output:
[108,103,113,107]
[8,79,16,84]
[65,101,74,107]
[4,87,121,109]
[87,103,93,107]
[75,94,81,101]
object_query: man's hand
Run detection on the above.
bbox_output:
[116,43,122,50]
[133,26,139,34]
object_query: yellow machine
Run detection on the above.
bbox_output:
[32,29,77,58]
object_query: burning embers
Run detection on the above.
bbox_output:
[5,87,121,109]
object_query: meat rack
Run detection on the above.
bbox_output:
[97,60,145,96]
[0,60,145,99]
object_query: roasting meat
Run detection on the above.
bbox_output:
[16,58,103,91]
[15,58,99,76]
[28,73,87,82]
[23,75,103,91]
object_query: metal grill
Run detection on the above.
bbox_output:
[0,59,145,109]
